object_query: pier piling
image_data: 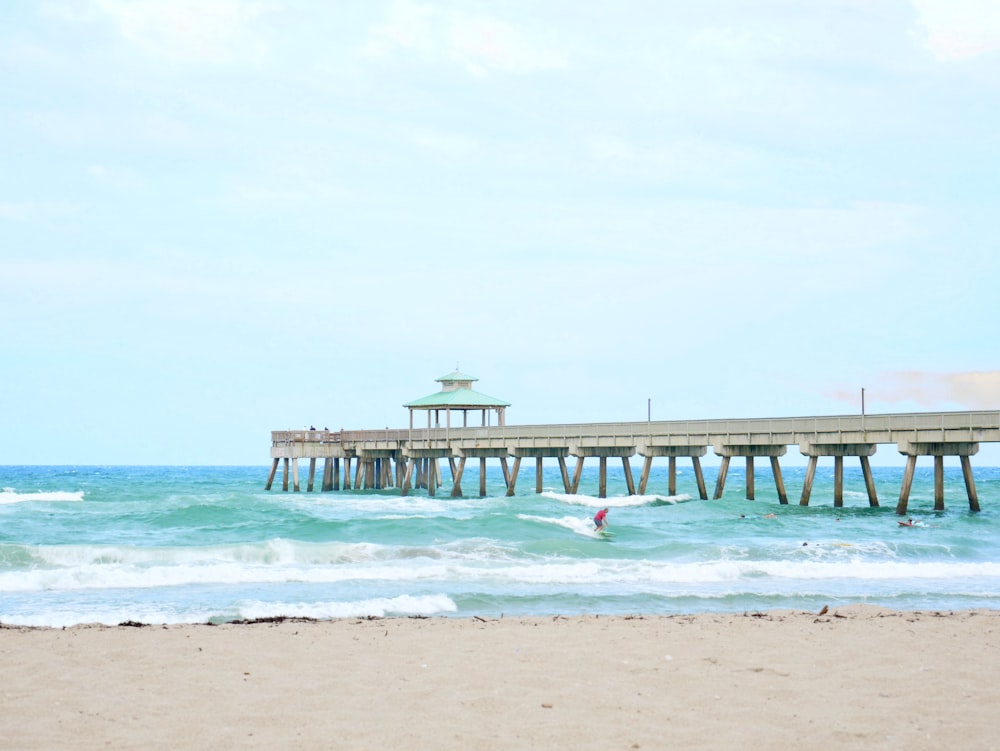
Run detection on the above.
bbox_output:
[267,412,997,509]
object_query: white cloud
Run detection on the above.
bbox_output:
[364,0,569,75]
[363,0,437,59]
[406,128,478,158]
[831,371,1000,410]
[446,12,568,76]
[91,0,276,64]
[911,0,1000,61]
[0,202,33,221]
[88,164,143,190]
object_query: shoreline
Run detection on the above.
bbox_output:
[3,606,998,749]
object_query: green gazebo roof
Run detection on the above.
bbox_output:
[404,370,510,409]
[404,388,511,408]
[436,370,478,383]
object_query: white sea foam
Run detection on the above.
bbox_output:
[518,513,606,537]
[541,490,690,507]
[0,489,84,504]
[235,593,457,620]
[6,538,998,595]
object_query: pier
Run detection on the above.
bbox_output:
[267,410,1000,513]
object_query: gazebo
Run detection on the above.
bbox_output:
[404,370,510,429]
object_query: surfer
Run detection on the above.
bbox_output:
[593,507,609,532]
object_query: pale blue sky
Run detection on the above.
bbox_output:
[2,0,998,466]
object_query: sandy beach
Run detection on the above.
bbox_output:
[2,606,998,750]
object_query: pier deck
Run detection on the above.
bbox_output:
[267,411,1000,513]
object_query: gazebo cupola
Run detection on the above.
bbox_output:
[404,369,510,429]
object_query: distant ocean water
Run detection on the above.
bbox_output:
[1,464,998,627]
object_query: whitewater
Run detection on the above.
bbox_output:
[1,464,998,627]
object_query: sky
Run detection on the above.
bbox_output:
[2,0,999,466]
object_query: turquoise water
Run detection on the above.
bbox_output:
[1,463,998,627]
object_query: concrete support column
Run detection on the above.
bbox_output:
[322,457,333,491]
[692,456,708,500]
[451,456,466,497]
[713,444,786,501]
[506,456,522,497]
[401,458,414,497]
[479,457,488,497]
[799,456,817,506]
[266,458,279,491]
[558,456,571,493]
[713,456,730,500]
[769,456,788,504]
[961,455,981,512]
[307,458,316,492]
[896,454,918,515]
[833,456,844,508]
[622,457,636,496]
[636,445,708,499]
[895,441,980,514]
[535,457,544,494]
[934,455,945,511]
[859,456,877,507]
[638,456,653,495]
[571,457,585,494]
[799,443,876,507]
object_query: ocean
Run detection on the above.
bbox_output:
[2,463,999,627]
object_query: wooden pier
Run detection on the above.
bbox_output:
[266,411,1000,513]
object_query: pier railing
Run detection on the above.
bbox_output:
[273,411,1000,451]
